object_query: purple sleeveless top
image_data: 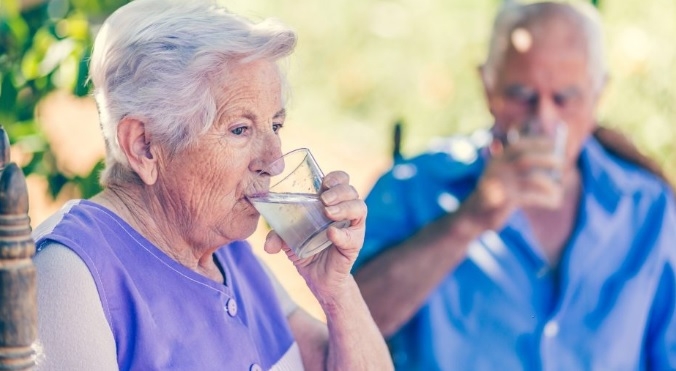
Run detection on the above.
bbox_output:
[35,200,297,370]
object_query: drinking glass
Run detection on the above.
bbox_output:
[491,119,568,181]
[246,148,350,259]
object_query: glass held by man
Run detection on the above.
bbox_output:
[490,118,568,182]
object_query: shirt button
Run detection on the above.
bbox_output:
[225,298,238,317]
[543,321,559,337]
[249,363,262,371]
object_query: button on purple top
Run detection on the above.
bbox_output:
[36,200,296,370]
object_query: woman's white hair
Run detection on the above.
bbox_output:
[483,0,606,90]
[89,0,297,186]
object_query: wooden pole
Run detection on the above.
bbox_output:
[0,127,36,370]
[392,120,403,163]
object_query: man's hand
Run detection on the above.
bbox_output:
[464,136,564,231]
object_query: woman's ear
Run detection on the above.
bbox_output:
[116,117,159,185]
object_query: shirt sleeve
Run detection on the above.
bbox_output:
[645,190,676,369]
[352,148,483,273]
[645,264,676,369]
[352,173,410,271]
[254,255,298,317]
[33,242,118,371]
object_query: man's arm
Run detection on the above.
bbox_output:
[353,201,488,337]
[354,138,563,337]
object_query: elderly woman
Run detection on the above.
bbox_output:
[31,1,392,370]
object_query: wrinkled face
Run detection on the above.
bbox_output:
[157,60,285,245]
[484,24,602,169]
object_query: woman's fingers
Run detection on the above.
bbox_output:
[263,230,284,254]
[319,171,365,225]
[321,183,360,209]
[326,222,362,253]
[324,199,367,226]
[321,171,350,192]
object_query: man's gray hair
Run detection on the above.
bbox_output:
[483,1,606,90]
[89,0,297,186]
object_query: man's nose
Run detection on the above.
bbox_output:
[533,96,561,134]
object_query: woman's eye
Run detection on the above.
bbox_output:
[231,126,248,136]
[272,123,284,133]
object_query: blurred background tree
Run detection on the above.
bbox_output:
[1,0,674,321]
[0,0,129,199]
[1,0,675,222]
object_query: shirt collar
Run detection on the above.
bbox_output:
[498,135,626,268]
[577,135,624,214]
[406,133,488,183]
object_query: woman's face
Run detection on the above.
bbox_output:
[156,60,285,247]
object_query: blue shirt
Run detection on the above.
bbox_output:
[355,134,676,371]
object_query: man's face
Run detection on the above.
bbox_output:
[484,26,602,169]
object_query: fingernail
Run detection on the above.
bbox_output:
[325,177,341,188]
[325,205,339,216]
[321,192,336,204]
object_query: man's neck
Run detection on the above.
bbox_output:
[523,167,582,267]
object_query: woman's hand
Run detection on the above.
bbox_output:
[263,170,366,303]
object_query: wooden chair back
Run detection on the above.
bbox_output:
[0,126,37,370]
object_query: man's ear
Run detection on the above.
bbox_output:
[593,72,609,105]
[478,64,499,116]
[478,64,494,98]
[116,117,159,185]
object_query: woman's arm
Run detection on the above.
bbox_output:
[266,170,393,371]
[287,276,392,371]
[289,278,393,371]
[262,254,389,370]
[33,243,118,371]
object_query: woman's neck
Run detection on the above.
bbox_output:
[90,187,225,283]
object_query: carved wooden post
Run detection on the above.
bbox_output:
[0,127,37,370]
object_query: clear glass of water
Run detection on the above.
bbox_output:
[490,119,568,181]
[246,148,350,259]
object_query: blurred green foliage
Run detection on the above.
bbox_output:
[0,0,129,198]
[225,0,676,181]
[599,1,676,180]
[0,0,674,203]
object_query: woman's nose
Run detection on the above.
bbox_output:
[250,134,282,175]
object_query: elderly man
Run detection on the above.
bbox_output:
[354,2,676,370]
